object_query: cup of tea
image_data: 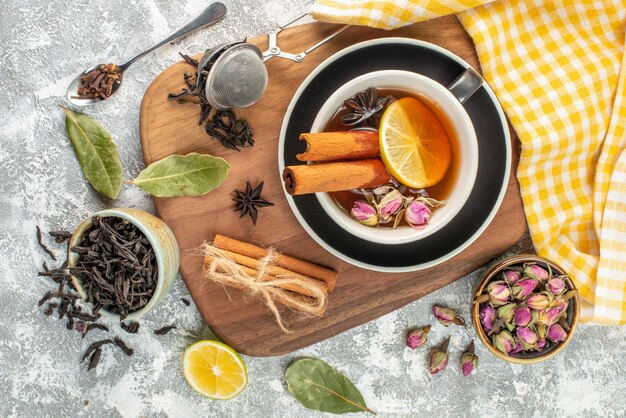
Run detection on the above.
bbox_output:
[312,70,480,245]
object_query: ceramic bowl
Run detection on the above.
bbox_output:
[472,254,579,364]
[68,208,180,321]
[311,70,479,245]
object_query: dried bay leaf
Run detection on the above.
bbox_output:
[60,106,122,199]
[131,153,229,197]
[285,357,374,415]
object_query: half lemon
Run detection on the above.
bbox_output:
[182,340,248,400]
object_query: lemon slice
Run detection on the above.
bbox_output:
[182,340,248,400]
[379,97,452,188]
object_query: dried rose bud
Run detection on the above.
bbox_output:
[406,326,430,349]
[378,189,403,221]
[497,303,516,323]
[514,306,532,327]
[510,341,523,354]
[460,341,478,377]
[547,323,567,342]
[547,277,566,295]
[351,200,378,227]
[527,293,550,310]
[516,326,538,349]
[537,338,547,350]
[432,305,465,327]
[536,323,547,340]
[502,269,521,284]
[524,263,550,281]
[480,305,495,331]
[405,200,431,230]
[511,278,538,299]
[429,337,450,375]
[538,305,566,325]
[492,330,516,354]
[486,280,510,306]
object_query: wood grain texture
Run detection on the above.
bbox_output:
[139,17,527,357]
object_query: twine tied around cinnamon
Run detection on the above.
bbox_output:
[200,243,328,333]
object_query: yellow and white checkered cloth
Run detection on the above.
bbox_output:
[313,0,626,325]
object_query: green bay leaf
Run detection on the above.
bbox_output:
[132,153,229,197]
[61,106,122,199]
[285,357,375,415]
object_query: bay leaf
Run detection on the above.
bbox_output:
[285,357,375,415]
[131,153,229,197]
[61,106,122,199]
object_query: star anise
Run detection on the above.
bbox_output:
[233,181,274,225]
[341,88,394,127]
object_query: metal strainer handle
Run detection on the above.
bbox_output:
[262,12,350,63]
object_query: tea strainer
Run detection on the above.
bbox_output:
[204,12,350,110]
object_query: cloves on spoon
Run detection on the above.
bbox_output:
[66,2,226,106]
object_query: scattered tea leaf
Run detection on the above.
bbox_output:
[44,303,58,316]
[81,339,112,362]
[87,347,102,371]
[181,297,190,306]
[60,106,122,199]
[131,153,229,197]
[113,337,134,356]
[83,323,109,339]
[285,357,375,415]
[36,226,57,261]
[49,230,73,243]
[154,325,176,336]
[121,321,140,334]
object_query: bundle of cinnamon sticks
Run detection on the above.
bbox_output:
[282,131,389,195]
[202,234,337,332]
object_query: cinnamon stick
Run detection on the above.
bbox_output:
[297,131,379,162]
[213,234,337,292]
[282,158,389,196]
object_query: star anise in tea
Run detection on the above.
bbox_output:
[341,88,394,127]
[233,181,274,225]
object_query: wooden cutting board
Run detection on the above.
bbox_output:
[139,16,526,356]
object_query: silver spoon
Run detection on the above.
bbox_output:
[66,2,227,106]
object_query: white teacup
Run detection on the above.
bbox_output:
[312,70,479,245]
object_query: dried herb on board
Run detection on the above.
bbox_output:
[70,216,158,320]
[154,325,177,336]
[73,63,122,100]
[205,110,254,151]
[341,87,394,128]
[168,48,255,151]
[233,181,274,225]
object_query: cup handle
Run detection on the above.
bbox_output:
[448,67,483,104]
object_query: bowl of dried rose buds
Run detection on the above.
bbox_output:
[472,254,579,364]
